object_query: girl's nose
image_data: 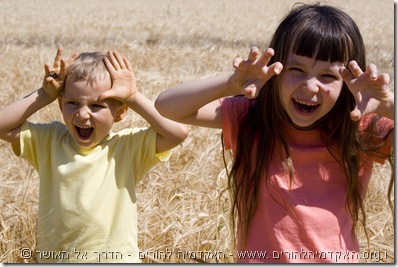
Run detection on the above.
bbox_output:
[303,78,319,94]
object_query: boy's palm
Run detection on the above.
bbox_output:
[42,48,78,100]
[100,51,137,103]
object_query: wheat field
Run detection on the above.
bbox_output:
[0,0,394,263]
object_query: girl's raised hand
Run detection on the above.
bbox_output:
[42,48,79,100]
[230,47,283,99]
[100,51,137,103]
[340,61,394,121]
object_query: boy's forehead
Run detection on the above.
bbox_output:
[63,79,111,97]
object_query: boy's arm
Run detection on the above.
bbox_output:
[124,92,189,153]
[0,48,72,148]
[101,50,189,154]
[0,88,54,146]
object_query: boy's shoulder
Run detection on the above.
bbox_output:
[110,127,150,137]
[24,120,65,131]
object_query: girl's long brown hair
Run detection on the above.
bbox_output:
[225,3,394,249]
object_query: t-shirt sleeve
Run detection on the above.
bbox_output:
[12,121,53,170]
[359,113,394,164]
[123,127,171,184]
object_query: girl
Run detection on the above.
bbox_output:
[155,3,394,263]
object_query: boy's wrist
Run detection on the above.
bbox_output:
[123,91,140,106]
[37,87,59,104]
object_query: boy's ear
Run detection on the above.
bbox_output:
[58,95,63,112]
[114,104,128,122]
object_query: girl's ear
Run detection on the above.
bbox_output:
[114,104,128,122]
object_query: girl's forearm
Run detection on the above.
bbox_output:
[380,93,394,121]
[155,74,239,121]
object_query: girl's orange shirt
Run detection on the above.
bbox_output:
[221,96,393,263]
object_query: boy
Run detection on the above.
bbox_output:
[0,49,188,263]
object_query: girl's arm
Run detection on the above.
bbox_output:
[155,47,283,128]
[101,51,189,154]
[155,74,239,128]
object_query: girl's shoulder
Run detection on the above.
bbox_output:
[221,95,255,112]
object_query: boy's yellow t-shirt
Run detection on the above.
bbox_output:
[13,121,171,263]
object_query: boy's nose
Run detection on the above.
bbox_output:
[76,106,90,119]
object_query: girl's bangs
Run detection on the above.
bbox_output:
[291,25,351,63]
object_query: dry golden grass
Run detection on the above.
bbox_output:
[0,0,394,263]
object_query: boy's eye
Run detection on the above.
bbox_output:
[66,101,79,106]
[91,104,106,109]
[322,74,337,79]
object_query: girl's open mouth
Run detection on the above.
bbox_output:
[293,99,320,114]
[75,125,94,139]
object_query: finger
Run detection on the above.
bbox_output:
[347,60,363,78]
[107,51,120,70]
[44,63,51,76]
[67,52,79,65]
[113,51,127,69]
[242,85,258,99]
[59,59,67,79]
[52,48,63,69]
[247,47,260,62]
[378,73,390,90]
[103,55,116,73]
[270,62,283,75]
[258,47,275,66]
[123,58,134,72]
[232,57,244,69]
[365,63,378,80]
[350,107,362,121]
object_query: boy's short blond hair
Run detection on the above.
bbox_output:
[66,52,110,85]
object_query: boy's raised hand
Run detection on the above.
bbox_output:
[42,48,79,100]
[340,61,394,121]
[100,51,137,103]
[230,47,283,99]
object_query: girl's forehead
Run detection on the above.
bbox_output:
[287,53,345,68]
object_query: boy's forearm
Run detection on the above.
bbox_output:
[0,88,54,137]
[125,91,179,132]
[124,92,188,152]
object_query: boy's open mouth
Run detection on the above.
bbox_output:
[293,99,320,114]
[75,125,94,139]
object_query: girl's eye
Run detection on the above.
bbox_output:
[289,67,304,73]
